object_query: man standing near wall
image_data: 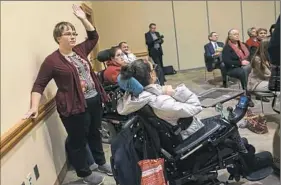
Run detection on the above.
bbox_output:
[145,23,166,84]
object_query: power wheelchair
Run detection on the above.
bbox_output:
[96,49,131,143]
[110,95,274,185]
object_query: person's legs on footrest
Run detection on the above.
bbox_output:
[232,132,272,174]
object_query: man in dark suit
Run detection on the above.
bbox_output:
[204,32,227,87]
[145,23,166,85]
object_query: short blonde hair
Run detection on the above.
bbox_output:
[53,22,76,44]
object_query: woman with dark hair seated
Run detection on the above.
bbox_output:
[222,29,254,107]
[103,46,126,84]
[117,59,203,139]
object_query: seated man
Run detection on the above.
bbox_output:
[204,32,227,87]
[119,41,137,64]
[117,59,269,174]
[117,59,203,140]
[103,46,126,84]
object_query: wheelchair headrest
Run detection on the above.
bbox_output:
[117,74,144,96]
[97,49,111,62]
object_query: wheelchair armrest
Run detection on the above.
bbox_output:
[122,116,139,129]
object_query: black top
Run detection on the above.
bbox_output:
[222,44,247,70]
[268,15,280,66]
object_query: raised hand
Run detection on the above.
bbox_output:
[72,4,86,20]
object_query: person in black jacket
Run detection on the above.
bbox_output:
[145,23,166,85]
[222,29,254,107]
[268,16,280,66]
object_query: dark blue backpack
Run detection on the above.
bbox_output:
[110,123,141,185]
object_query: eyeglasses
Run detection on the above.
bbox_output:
[62,32,78,37]
[115,53,122,57]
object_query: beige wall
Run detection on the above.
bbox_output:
[174,2,208,69]
[208,1,242,44]
[1,1,87,184]
[1,112,67,185]
[276,0,280,20]
[242,1,275,41]
[91,1,277,70]
[1,1,88,134]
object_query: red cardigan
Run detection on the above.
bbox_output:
[32,30,108,117]
[245,37,260,48]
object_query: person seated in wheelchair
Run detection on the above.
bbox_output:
[117,59,204,140]
[116,59,272,175]
[103,46,126,85]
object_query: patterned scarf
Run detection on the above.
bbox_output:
[228,40,250,61]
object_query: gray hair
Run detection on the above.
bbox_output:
[247,27,256,37]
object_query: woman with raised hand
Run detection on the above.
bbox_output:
[24,4,111,185]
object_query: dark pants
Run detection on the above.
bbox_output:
[227,65,252,90]
[214,60,227,83]
[61,94,105,177]
[150,49,166,85]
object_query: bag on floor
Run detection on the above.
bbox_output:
[163,66,177,75]
[245,109,268,134]
[138,158,167,185]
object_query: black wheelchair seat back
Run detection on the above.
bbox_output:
[96,49,111,85]
[137,105,195,154]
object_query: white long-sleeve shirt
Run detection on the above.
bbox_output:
[122,53,137,64]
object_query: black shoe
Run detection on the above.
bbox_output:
[256,96,270,102]
[248,99,255,107]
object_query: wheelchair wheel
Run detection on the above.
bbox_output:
[100,120,117,144]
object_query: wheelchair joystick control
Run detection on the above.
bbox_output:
[227,107,235,123]
[228,95,249,125]
[227,107,234,117]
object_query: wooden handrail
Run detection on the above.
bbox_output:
[0,98,56,159]
[135,51,148,58]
